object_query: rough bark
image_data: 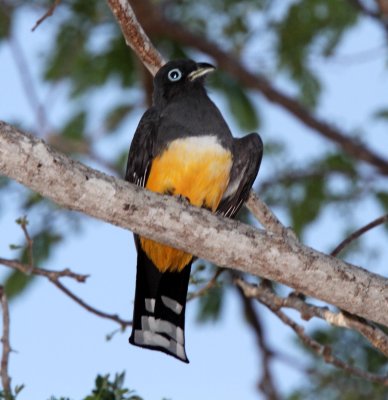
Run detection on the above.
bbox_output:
[1,121,388,327]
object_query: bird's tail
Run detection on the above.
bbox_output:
[129,245,191,363]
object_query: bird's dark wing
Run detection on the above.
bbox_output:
[125,107,158,187]
[217,133,263,218]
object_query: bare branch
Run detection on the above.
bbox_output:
[235,279,388,358]
[0,258,131,329]
[106,0,165,76]
[31,0,61,32]
[187,268,224,301]
[1,122,388,330]
[236,279,388,385]
[0,257,88,282]
[0,287,12,398]
[347,0,388,33]
[51,280,132,329]
[245,192,285,235]
[9,35,48,133]
[235,282,279,400]
[331,214,388,257]
[16,216,34,268]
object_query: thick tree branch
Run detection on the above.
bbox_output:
[1,122,388,329]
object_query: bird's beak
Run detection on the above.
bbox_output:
[188,62,216,81]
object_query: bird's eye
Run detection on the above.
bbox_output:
[167,68,182,82]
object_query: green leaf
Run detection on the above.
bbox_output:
[276,0,358,106]
[197,286,224,323]
[26,231,63,266]
[3,270,35,301]
[289,176,326,237]
[62,111,87,141]
[4,228,63,300]
[227,87,260,131]
[115,150,130,176]
[322,153,356,175]
[298,70,321,109]
[44,21,88,82]
[84,372,143,400]
[105,104,133,132]
[212,72,260,131]
[9,244,23,250]
[0,176,9,189]
[0,4,12,40]
[373,108,388,121]
[15,384,25,395]
[376,192,388,213]
[22,192,45,210]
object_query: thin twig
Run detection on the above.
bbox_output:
[0,286,12,399]
[31,0,61,32]
[331,214,388,257]
[17,216,34,268]
[187,268,224,301]
[270,302,388,385]
[9,35,49,134]
[236,278,388,358]
[0,257,88,282]
[236,279,388,385]
[51,280,132,329]
[235,282,279,400]
[0,258,131,329]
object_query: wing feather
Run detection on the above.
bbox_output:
[125,107,158,187]
[217,133,263,218]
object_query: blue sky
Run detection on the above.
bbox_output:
[1,5,388,400]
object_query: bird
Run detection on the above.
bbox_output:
[125,59,263,363]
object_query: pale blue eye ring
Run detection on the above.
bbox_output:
[168,68,182,82]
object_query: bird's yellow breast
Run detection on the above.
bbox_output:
[140,136,232,273]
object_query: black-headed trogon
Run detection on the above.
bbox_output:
[125,59,263,363]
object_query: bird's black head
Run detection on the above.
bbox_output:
[152,59,215,108]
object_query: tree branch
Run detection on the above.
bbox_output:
[245,192,286,235]
[235,282,279,400]
[0,287,12,398]
[0,257,132,329]
[31,0,61,32]
[187,268,224,301]
[106,0,165,76]
[1,122,388,330]
[236,279,388,385]
[0,258,88,283]
[235,279,388,358]
[51,280,132,329]
[331,214,388,257]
